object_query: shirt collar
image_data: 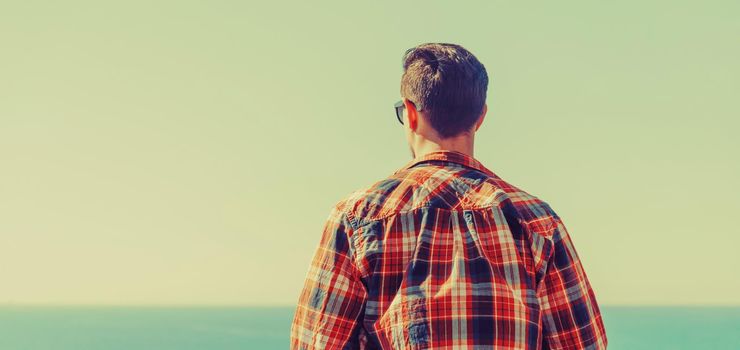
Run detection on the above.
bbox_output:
[393,149,497,177]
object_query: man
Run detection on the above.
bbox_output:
[290,43,608,349]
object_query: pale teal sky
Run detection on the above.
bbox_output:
[0,1,738,306]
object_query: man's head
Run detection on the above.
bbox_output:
[398,43,489,158]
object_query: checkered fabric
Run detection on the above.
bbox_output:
[290,150,607,349]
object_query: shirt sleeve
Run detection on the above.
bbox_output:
[290,204,368,350]
[536,217,608,350]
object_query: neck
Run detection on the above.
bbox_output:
[412,134,475,159]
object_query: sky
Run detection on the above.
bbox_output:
[0,0,738,306]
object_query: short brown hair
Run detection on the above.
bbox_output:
[400,43,489,138]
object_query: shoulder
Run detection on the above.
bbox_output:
[332,166,562,231]
[329,169,422,227]
[483,175,558,219]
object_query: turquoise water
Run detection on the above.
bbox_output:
[0,306,738,349]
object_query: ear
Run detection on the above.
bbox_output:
[403,99,419,131]
[474,103,487,132]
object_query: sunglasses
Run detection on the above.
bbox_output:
[394,99,423,125]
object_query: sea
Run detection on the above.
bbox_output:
[0,305,737,349]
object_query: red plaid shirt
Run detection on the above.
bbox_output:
[291,150,607,349]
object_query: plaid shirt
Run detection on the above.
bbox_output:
[290,150,607,350]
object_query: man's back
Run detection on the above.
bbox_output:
[290,150,608,349]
